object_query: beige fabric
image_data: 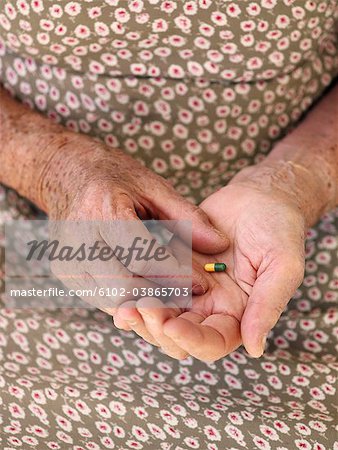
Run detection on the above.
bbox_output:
[0,1,337,448]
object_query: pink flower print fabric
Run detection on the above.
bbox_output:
[0,1,338,448]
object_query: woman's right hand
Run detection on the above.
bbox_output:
[0,88,228,325]
[39,131,229,318]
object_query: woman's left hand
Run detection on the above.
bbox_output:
[115,161,308,360]
[181,163,307,359]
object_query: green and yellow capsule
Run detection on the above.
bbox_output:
[204,263,227,273]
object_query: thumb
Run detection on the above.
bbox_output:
[241,256,305,358]
[152,188,229,254]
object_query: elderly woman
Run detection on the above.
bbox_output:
[0,1,337,448]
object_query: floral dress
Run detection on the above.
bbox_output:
[0,1,337,449]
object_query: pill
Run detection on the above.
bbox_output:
[204,263,227,272]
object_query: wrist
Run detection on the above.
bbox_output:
[39,132,104,217]
[0,89,97,214]
[230,158,329,228]
[264,140,337,211]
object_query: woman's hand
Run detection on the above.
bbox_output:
[163,159,323,359]
[116,160,311,361]
[193,164,307,358]
[114,250,248,360]
[39,132,230,313]
[0,88,229,314]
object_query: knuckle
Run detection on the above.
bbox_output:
[115,193,136,218]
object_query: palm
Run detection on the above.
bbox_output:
[116,181,305,361]
[166,247,249,360]
[114,237,248,361]
[201,182,305,295]
[161,181,305,360]
[157,186,266,360]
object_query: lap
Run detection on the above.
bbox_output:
[0,185,337,449]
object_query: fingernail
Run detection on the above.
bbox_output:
[192,284,205,296]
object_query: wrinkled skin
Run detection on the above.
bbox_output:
[41,136,229,313]
[1,85,336,362]
[115,162,307,361]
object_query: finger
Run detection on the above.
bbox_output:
[163,313,241,362]
[171,311,205,324]
[99,194,191,289]
[170,237,210,296]
[241,256,305,358]
[87,263,158,310]
[116,299,143,325]
[147,183,229,254]
[115,300,160,347]
[65,271,108,312]
[136,297,189,360]
[111,308,132,331]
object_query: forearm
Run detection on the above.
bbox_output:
[233,82,338,227]
[0,86,95,212]
[265,82,338,207]
[0,86,69,211]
